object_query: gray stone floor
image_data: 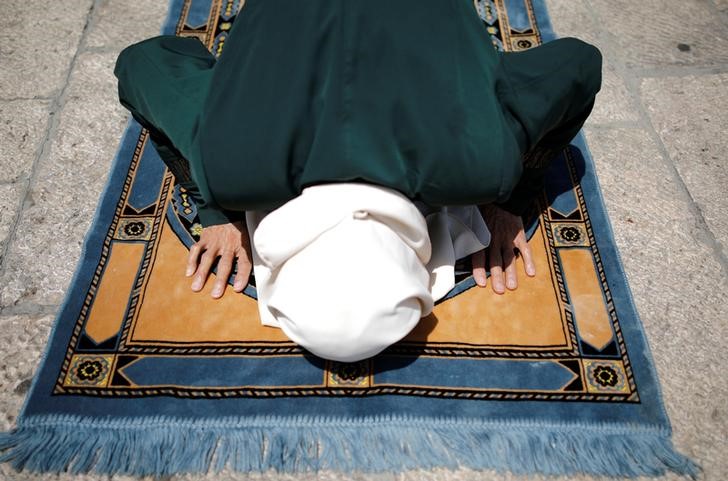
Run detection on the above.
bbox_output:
[0,0,726,479]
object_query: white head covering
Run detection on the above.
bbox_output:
[245,182,490,362]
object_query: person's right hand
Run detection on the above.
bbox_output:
[186,220,253,299]
[471,203,536,294]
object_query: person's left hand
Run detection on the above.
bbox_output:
[471,203,536,294]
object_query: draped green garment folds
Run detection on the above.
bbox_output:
[114,0,602,227]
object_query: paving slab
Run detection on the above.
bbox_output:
[0,184,24,260]
[0,51,130,309]
[0,0,93,99]
[85,0,168,51]
[588,0,728,68]
[0,100,52,183]
[1,462,141,481]
[171,471,398,481]
[583,126,728,481]
[0,314,53,432]
[0,468,398,481]
[640,73,728,259]
[544,0,639,124]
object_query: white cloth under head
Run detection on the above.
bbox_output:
[245,182,491,362]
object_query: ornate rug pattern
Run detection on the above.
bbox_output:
[0,0,697,477]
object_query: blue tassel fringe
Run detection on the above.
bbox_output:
[0,415,699,478]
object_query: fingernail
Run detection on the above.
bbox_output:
[507,279,517,289]
[185,268,193,277]
[234,280,244,290]
[527,266,536,276]
[191,279,202,290]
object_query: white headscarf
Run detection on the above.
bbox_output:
[245,182,490,362]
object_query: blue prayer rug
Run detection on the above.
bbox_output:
[0,0,698,477]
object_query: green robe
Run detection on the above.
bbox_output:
[114,0,602,227]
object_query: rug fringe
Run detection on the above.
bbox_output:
[0,416,699,478]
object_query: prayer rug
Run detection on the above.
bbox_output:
[0,0,698,477]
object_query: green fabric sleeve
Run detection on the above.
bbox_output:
[146,128,245,227]
[493,38,602,217]
[495,165,549,217]
[495,145,561,217]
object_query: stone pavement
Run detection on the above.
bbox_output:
[0,0,726,479]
